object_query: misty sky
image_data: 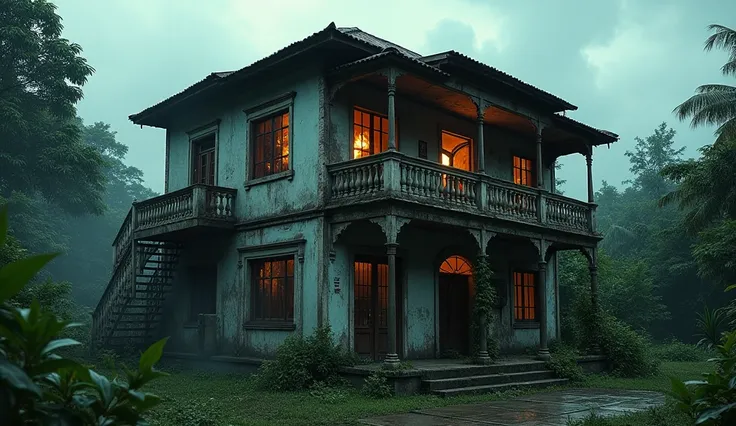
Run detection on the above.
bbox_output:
[55,0,734,201]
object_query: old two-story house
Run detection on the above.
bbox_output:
[92,23,616,368]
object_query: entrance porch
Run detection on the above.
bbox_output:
[327,218,564,364]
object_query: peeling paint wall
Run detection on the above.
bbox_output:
[166,64,323,221]
[331,84,554,189]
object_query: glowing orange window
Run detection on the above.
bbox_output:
[251,256,294,322]
[353,108,396,158]
[513,271,536,321]
[513,156,534,187]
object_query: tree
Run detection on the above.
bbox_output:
[0,0,106,215]
[624,122,683,198]
[674,24,736,143]
[46,119,157,306]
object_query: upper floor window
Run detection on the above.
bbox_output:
[252,111,290,179]
[440,131,472,172]
[353,107,396,158]
[251,256,295,322]
[513,271,537,321]
[191,133,216,185]
[513,156,534,187]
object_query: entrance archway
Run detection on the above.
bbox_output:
[438,255,473,356]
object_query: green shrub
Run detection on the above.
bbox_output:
[650,339,711,362]
[0,206,168,425]
[670,325,736,424]
[253,325,355,391]
[599,312,660,377]
[361,371,392,398]
[546,345,584,382]
[563,289,658,378]
[470,257,500,362]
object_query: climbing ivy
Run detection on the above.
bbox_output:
[471,257,500,361]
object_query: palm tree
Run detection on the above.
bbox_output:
[674,24,736,143]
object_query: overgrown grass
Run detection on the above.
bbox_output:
[131,361,712,426]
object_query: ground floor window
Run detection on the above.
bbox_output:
[513,271,537,321]
[251,256,295,322]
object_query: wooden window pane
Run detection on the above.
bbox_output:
[251,111,290,179]
[513,271,538,321]
[251,256,295,321]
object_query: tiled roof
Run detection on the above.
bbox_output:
[553,114,618,143]
[332,47,449,77]
[338,27,422,58]
[422,51,577,112]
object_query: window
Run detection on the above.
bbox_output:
[252,111,290,179]
[513,271,537,321]
[191,134,216,185]
[440,131,472,171]
[353,108,396,158]
[513,156,534,187]
[251,256,295,322]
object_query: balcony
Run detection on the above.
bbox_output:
[112,185,237,257]
[327,151,596,236]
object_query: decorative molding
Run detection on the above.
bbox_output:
[297,244,305,263]
[237,260,243,269]
[580,246,597,266]
[328,80,348,101]
[472,97,487,119]
[243,91,296,115]
[186,119,221,137]
[369,215,411,244]
[237,238,306,254]
[331,222,352,246]
[469,228,496,255]
[532,238,553,261]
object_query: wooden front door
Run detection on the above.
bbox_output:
[353,257,402,361]
[439,273,470,356]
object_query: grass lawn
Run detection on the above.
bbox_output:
[136,361,712,426]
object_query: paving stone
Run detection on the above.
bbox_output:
[360,388,665,426]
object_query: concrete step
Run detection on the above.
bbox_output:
[422,361,548,380]
[431,378,569,397]
[423,370,556,392]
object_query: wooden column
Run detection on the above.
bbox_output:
[387,69,398,151]
[586,148,594,203]
[536,125,544,189]
[537,260,550,360]
[384,242,400,366]
[587,247,601,354]
[476,100,486,173]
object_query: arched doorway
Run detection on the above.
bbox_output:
[438,255,473,356]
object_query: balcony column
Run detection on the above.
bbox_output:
[475,99,486,173]
[537,258,550,360]
[384,214,400,368]
[387,69,398,151]
[586,146,594,203]
[589,249,601,354]
[536,124,544,189]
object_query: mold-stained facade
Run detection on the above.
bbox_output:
[92,23,617,364]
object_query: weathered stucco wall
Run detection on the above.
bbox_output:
[330,83,553,189]
[166,65,323,221]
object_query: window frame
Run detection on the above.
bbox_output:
[511,269,539,327]
[350,106,399,159]
[186,120,220,186]
[439,129,474,172]
[511,154,535,187]
[244,92,296,189]
[239,239,305,331]
[249,255,295,323]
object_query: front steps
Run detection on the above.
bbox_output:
[421,360,568,397]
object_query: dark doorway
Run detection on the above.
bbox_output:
[438,255,473,356]
[189,265,217,321]
[353,256,403,361]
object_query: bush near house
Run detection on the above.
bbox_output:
[563,290,659,377]
[253,325,357,391]
[650,339,711,362]
[546,344,585,382]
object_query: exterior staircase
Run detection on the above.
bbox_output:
[92,209,182,350]
[421,360,568,397]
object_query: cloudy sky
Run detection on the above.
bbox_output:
[55,0,734,201]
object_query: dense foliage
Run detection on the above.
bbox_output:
[254,326,357,392]
[0,207,168,424]
[470,257,500,361]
